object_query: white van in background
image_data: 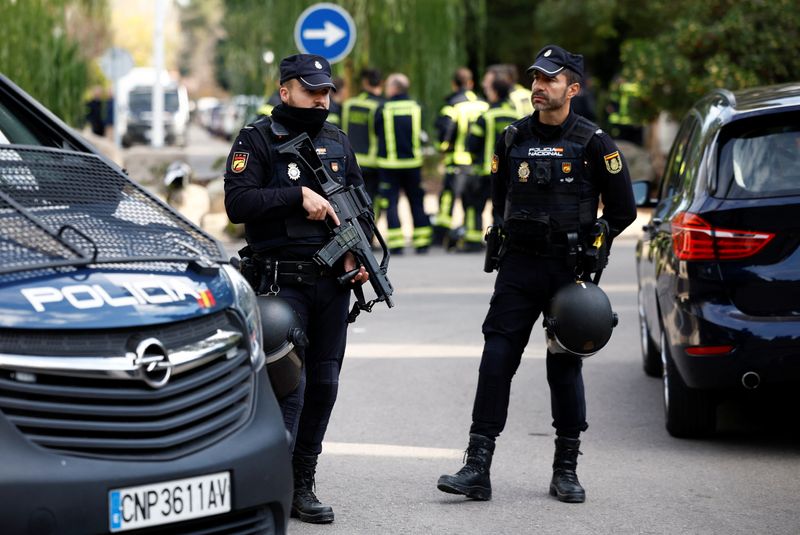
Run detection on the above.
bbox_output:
[118,67,190,147]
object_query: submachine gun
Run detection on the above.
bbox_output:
[277,133,394,321]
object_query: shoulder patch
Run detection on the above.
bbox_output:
[604,151,622,174]
[491,154,499,174]
[231,151,249,173]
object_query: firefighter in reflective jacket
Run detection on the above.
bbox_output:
[342,68,385,216]
[438,45,636,505]
[374,73,431,253]
[461,75,523,252]
[504,63,534,117]
[257,87,282,116]
[433,68,489,246]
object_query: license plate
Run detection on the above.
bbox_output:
[108,471,231,532]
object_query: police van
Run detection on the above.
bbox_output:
[0,74,291,534]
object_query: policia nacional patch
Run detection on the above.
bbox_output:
[491,154,499,174]
[231,151,249,173]
[604,151,623,174]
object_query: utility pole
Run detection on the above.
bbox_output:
[151,0,166,148]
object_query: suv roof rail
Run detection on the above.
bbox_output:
[711,88,737,107]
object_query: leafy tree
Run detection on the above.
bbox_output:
[216,0,485,130]
[532,0,672,87]
[0,0,110,125]
[621,0,800,121]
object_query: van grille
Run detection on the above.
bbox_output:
[0,311,255,460]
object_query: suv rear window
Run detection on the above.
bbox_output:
[717,111,800,198]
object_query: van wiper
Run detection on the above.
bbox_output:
[0,188,97,262]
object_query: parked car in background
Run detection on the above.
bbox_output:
[634,84,800,438]
[0,74,292,533]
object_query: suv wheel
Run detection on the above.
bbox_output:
[661,332,716,438]
[638,288,661,377]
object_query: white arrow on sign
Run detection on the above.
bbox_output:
[302,20,346,47]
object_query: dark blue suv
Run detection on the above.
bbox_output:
[635,84,800,438]
[0,75,292,533]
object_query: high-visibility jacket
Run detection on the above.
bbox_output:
[509,84,533,117]
[468,100,522,176]
[375,95,424,169]
[328,100,341,126]
[436,90,488,167]
[342,91,383,168]
[608,82,642,126]
[257,91,282,116]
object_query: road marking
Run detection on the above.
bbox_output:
[398,283,637,295]
[345,343,546,358]
[324,441,462,459]
[398,286,492,295]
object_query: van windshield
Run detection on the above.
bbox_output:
[718,111,800,198]
[129,89,180,113]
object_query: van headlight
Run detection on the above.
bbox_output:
[221,264,264,370]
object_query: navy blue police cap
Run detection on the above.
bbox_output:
[279,54,336,91]
[526,45,584,79]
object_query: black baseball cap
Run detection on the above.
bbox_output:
[526,45,584,79]
[279,54,336,91]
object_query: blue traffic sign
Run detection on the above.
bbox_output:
[294,3,356,64]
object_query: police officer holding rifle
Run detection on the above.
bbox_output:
[224,54,391,524]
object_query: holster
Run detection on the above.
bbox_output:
[580,219,610,275]
[483,225,505,273]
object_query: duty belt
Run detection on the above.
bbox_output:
[257,258,332,289]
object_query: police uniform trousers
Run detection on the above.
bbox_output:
[378,168,430,240]
[470,250,589,439]
[276,275,351,457]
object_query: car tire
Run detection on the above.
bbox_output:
[638,288,662,377]
[661,332,716,438]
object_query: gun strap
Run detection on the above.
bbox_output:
[348,284,367,323]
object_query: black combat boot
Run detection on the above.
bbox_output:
[437,434,495,501]
[549,436,585,503]
[291,455,334,523]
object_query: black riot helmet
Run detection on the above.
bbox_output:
[257,295,308,398]
[543,280,618,358]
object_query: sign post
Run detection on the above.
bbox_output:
[294,3,356,63]
[99,47,133,149]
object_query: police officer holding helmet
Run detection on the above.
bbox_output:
[224,53,369,524]
[437,45,636,504]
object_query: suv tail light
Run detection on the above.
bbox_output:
[671,212,774,261]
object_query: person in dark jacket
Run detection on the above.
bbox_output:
[224,54,369,525]
[437,45,636,505]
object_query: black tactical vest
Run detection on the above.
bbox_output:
[250,117,348,251]
[504,115,599,249]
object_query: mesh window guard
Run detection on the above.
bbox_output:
[0,146,225,275]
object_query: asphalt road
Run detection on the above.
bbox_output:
[264,239,800,535]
